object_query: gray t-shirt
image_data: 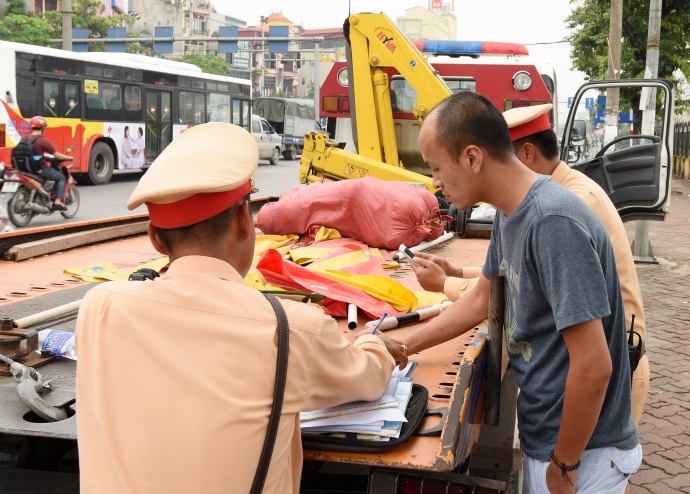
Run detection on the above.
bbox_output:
[482,176,637,462]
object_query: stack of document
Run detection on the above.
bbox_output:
[300,361,416,441]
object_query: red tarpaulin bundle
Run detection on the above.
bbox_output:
[255,177,444,250]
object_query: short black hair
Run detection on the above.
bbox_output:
[513,129,559,161]
[430,92,514,162]
[155,195,249,252]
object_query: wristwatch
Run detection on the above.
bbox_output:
[400,344,409,356]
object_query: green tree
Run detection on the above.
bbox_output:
[305,84,314,99]
[171,54,230,75]
[2,0,26,16]
[0,0,54,46]
[566,0,690,121]
[125,30,152,55]
[0,14,54,45]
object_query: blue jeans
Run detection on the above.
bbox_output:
[38,166,66,201]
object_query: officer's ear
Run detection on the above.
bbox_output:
[233,199,253,242]
[147,222,169,256]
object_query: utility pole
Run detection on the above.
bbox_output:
[61,0,72,51]
[260,15,266,97]
[632,0,662,263]
[314,40,320,120]
[604,0,623,144]
[187,0,196,55]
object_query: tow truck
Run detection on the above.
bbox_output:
[299,13,673,232]
[0,12,675,494]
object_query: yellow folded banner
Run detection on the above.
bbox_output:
[321,270,418,312]
[314,226,342,243]
[254,235,298,257]
[413,291,449,307]
[65,257,170,283]
[289,246,336,265]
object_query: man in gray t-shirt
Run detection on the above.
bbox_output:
[482,175,637,461]
[370,92,641,493]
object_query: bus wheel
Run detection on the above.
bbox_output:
[83,142,114,185]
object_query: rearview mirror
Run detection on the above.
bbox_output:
[571,120,587,142]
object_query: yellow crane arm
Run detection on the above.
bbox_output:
[299,13,453,192]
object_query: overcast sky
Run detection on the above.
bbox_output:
[213,0,588,117]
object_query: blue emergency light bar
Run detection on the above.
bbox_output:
[412,40,529,57]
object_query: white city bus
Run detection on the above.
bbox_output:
[0,41,251,184]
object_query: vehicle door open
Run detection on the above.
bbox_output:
[560,79,674,222]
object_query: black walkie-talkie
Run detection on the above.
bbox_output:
[627,314,645,384]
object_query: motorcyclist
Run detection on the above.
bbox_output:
[26,116,72,209]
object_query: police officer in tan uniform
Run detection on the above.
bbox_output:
[75,122,395,494]
[413,104,649,426]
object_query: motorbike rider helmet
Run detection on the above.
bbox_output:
[29,116,48,130]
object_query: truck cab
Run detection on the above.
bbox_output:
[251,113,283,166]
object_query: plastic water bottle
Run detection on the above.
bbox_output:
[36,329,77,360]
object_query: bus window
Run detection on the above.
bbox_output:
[104,68,122,79]
[207,93,230,123]
[85,65,104,78]
[179,91,205,124]
[252,118,261,134]
[63,82,80,118]
[42,80,60,117]
[241,100,250,131]
[125,86,142,111]
[85,81,121,110]
[232,99,240,126]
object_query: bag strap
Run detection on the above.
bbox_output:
[250,293,290,494]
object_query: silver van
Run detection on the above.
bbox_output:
[251,114,283,166]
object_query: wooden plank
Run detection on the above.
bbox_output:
[5,222,149,262]
[0,213,149,240]
[0,215,150,258]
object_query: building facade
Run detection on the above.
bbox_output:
[238,12,300,97]
[396,5,457,40]
[128,0,246,58]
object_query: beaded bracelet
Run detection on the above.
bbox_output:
[549,450,580,486]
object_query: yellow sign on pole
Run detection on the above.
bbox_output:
[84,79,99,94]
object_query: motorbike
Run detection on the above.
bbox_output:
[0,154,80,228]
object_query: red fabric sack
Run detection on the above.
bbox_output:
[255,177,443,250]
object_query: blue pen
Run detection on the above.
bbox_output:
[371,312,388,335]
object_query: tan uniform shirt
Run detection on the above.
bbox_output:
[76,256,394,494]
[444,163,646,340]
[552,162,646,340]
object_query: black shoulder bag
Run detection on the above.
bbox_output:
[250,293,290,494]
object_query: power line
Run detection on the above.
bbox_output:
[523,41,570,46]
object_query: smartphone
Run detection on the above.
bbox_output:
[399,244,425,268]
[398,244,416,260]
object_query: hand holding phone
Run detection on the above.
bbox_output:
[399,244,425,269]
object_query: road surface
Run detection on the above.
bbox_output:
[4,157,305,230]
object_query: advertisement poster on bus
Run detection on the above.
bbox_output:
[173,124,195,141]
[104,122,146,170]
